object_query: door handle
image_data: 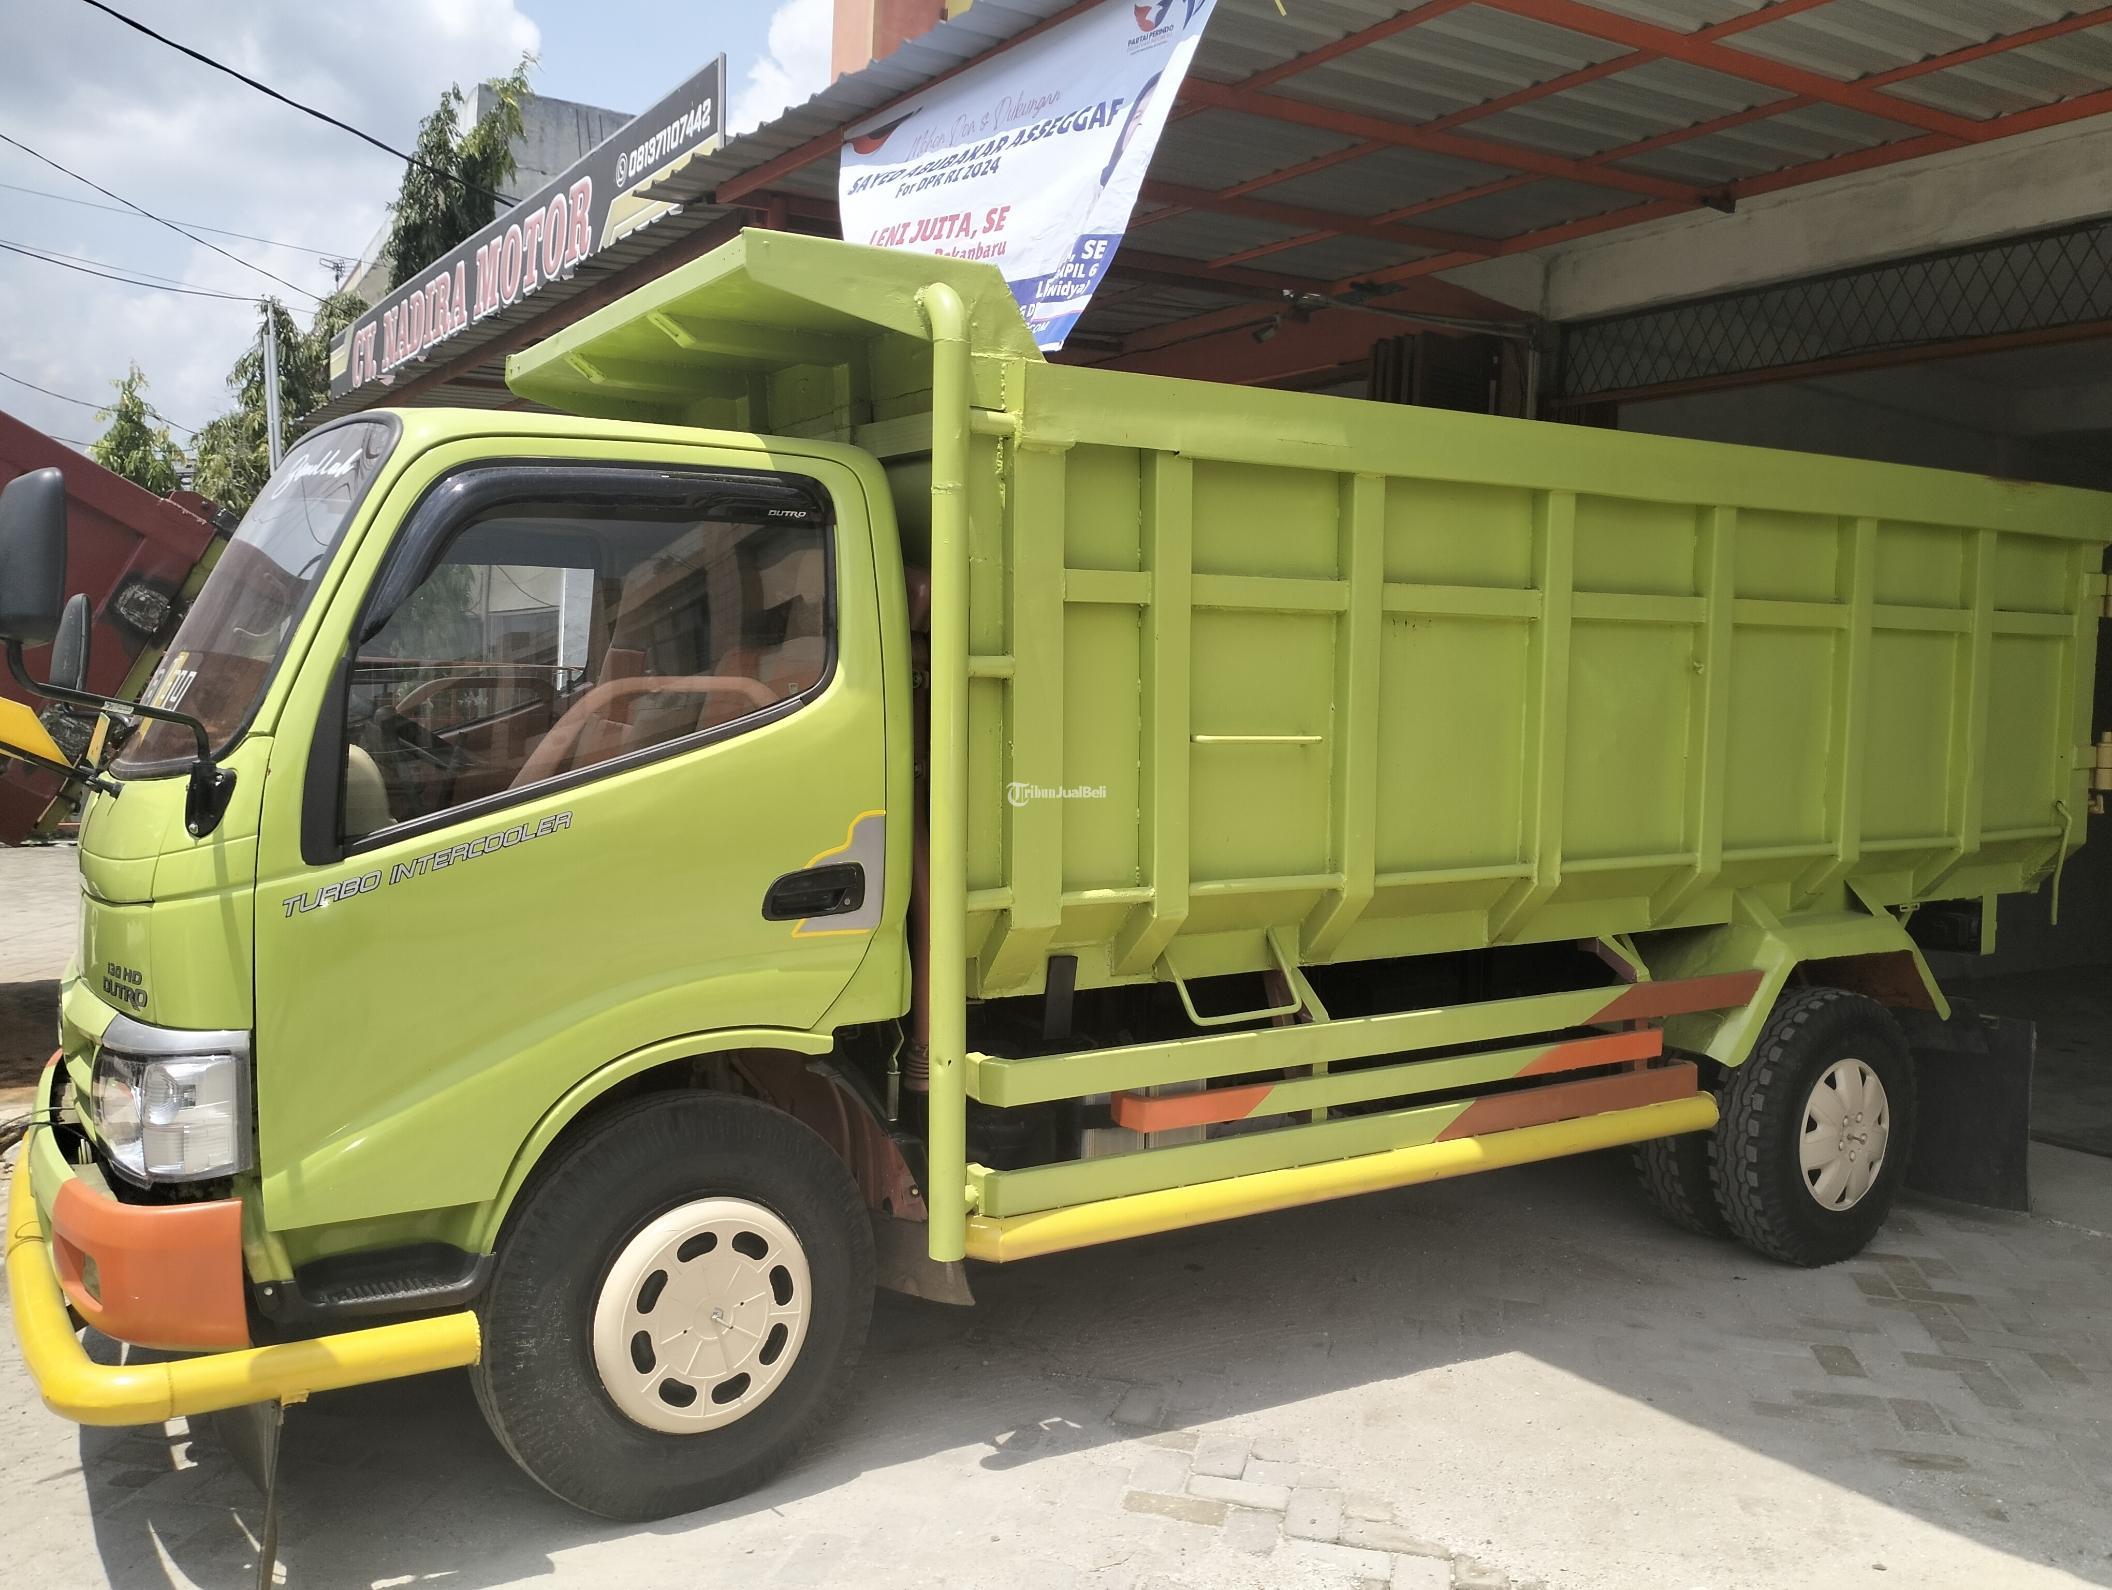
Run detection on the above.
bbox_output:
[762,862,866,921]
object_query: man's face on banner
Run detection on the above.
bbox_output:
[1119,80,1159,161]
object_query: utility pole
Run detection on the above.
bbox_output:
[260,308,284,471]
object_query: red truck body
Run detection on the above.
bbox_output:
[0,407,220,844]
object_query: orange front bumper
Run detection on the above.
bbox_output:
[49,1179,250,1351]
[34,1054,250,1351]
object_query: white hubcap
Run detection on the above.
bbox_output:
[1800,1059,1892,1211]
[591,1197,811,1434]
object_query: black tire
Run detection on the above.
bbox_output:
[472,1092,875,1520]
[1634,1127,1729,1238]
[1709,986,1917,1268]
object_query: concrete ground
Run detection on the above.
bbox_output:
[0,840,75,1115]
[6,1144,2110,1589]
[3,842,2109,1590]
[0,840,75,983]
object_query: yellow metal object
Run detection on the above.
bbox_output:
[962,1095,1720,1261]
[0,696,64,767]
[6,1158,481,1427]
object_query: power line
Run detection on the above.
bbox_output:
[0,180,356,263]
[0,237,270,302]
[0,129,323,303]
[0,233,251,295]
[74,0,515,208]
[0,367,199,435]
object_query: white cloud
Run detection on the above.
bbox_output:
[0,0,539,464]
[730,0,834,135]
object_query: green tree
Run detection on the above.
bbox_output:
[373,562,482,661]
[91,365,187,496]
[190,289,365,516]
[383,58,533,291]
[183,58,530,517]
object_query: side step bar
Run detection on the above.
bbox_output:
[962,1094,1718,1262]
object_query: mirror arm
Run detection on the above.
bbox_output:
[0,740,120,798]
[4,640,234,836]
[4,640,214,763]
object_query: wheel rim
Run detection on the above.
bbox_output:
[1799,1058,1892,1211]
[590,1197,812,1434]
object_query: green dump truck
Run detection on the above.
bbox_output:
[5,231,2109,1521]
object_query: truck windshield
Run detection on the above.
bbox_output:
[116,419,395,773]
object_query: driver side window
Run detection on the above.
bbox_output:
[341,482,831,844]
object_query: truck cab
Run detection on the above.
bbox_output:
[16,391,925,1517]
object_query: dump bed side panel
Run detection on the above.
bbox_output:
[962,360,2111,996]
[497,230,2109,1003]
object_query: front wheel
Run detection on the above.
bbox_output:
[472,1092,874,1520]
[1710,987,1917,1267]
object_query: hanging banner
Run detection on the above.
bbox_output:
[838,0,1217,351]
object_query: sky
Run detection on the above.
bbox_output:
[0,0,831,460]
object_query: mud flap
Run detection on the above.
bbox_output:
[873,1213,975,1305]
[1896,1001,2034,1214]
[194,1400,285,1590]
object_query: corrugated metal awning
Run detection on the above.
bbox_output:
[310,0,2112,420]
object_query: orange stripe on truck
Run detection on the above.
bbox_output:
[1517,1027,1661,1075]
[1437,1062,1700,1141]
[1111,1025,1671,1133]
[1111,1082,1273,1134]
[1596,971,1764,1023]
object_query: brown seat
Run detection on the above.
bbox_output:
[699,545,827,729]
[511,546,691,780]
[565,647,647,769]
[756,546,827,697]
[508,675,776,789]
[507,535,828,787]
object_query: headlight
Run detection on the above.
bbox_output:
[91,1016,251,1183]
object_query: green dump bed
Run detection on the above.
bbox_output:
[509,231,2112,1000]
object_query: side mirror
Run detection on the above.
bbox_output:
[0,467,68,647]
[48,592,92,694]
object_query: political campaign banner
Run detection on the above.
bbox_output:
[838,0,1217,351]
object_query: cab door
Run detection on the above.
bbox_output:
[252,446,891,1231]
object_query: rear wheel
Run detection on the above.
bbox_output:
[473,1092,874,1519]
[1710,987,1916,1267]
[1634,1127,1728,1237]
